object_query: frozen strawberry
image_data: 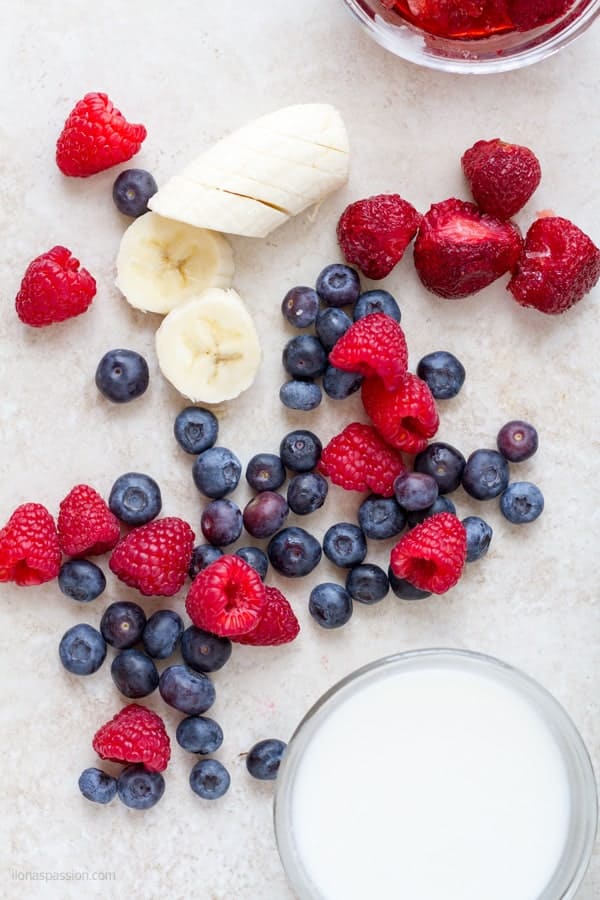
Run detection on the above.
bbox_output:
[186,555,266,638]
[507,0,572,30]
[336,194,421,280]
[93,704,170,772]
[382,0,513,38]
[109,517,195,596]
[462,139,541,220]
[318,423,407,497]
[58,484,120,557]
[15,246,96,327]
[233,586,300,646]
[362,374,439,455]
[329,313,408,392]
[0,503,61,586]
[390,512,467,594]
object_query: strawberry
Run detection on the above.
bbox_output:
[390,512,467,594]
[0,503,61,586]
[462,139,542,220]
[109,517,195,596]
[186,555,266,637]
[362,374,439,454]
[336,194,421,280]
[507,0,572,30]
[92,704,170,772]
[58,484,120,557]
[318,423,407,497]
[233,586,300,646]
[15,246,96,327]
[329,313,408,392]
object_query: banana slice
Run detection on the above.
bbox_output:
[115,212,234,314]
[155,288,261,403]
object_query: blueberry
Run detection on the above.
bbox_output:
[117,764,165,810]
[193,447,242,499]
[59,624,106,675]
[58,559,106,603]
[387,568,432,601]
[353,290,401,322]
[463,516,493,562]
[108,472,162,526]
[111,649,159,698]
[243,491,289,539]
[309,583,353,628]
[500,482,544,524]
[287,472,328,516]
[95,349,149,403]
[282,335,328,379]
[462,449,509,501]
[358,494,406,540]
[181,626,232,673]
[315,307,353,351]
[201,498,243,546]
[322,366,363,400]
[345,564,389,605]
[189,544,224,578]
[159,664,216,715]
[279,430,322,473]
[280,380,322,411]
[142,610,184,659]
[497,420,539,462]
[245,453,286,493]
[414,442,466,494]
[316,264,360,308]
[322,523,366,568]
[393,472,439,511]
[416,351,466,400]
[281,286,320,328]
[406,495,456,527]
[78,768,117,804]
[268,527,322,577]
[235,546,269,580]
[177,716,224,754]
[112,168,158,217]
[174,406,218,455]
[189,759,231,799]
[100,601,146,649]
[246,738,287,781]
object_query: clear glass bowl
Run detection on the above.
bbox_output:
[275,648,598,900]
[340,0,600,73]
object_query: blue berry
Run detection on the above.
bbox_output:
[287,472,328,515]
[414,442,466,494]
[462,449,509,500]
[281,286,320,328]
[463,516,493,562]
[109,472,162,525]
[345,564,389,605]
[100,601,146,649]
[279,430,322,473]
[95,348,149,403]
[58,559,106,603]
[59,624,106,675]
[201,498,243,546]
[243,491,289,539]
[322,366,363,400]
[280,380,322,411]
[181,626,232,673]
[111,649,159,699]
[142,609,184,659]
[112,168,157,217]
[246,738,287,780]
[500,482,544,524]
[323,523,366,568]
[189,544,223,578]
[353,290,401,322]
[358,494,406,540]
[174,406,218,455]
[309,583,353,628]
[406,495,456,527]
[393,472,439,511]
[268,527,322,577]
[159,665,216,715]
[189,759,231,799]
[177,716,224,754]
[117,765,165,810]
[245,453,286,492]
[282,335,328,379]
[235,546,269,580]
[193,446,242,499]
[416,351,466,400]
[316,264,360,308]
[388,568,432,601]
[78,767,117,804]
[315,307,352,351]
[497,420,539,463]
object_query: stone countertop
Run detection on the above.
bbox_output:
[0,1,598,898]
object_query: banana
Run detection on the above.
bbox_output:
[115,212,235,314]
[155,288,261,403]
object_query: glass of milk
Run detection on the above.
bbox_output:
[275,649,597,900]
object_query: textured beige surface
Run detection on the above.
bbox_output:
[0,1,599,898]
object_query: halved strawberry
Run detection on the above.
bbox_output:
[185,555,266,637]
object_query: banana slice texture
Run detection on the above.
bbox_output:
[155,288,261,403]
[116,212,234,314]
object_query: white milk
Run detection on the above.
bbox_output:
[289,662,572,900]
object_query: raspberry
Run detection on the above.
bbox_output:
[92,703,170,773]
[109,517,195,597]
[0,503,61,586]
[318,423,407,498]
[507,0,572,30]
[329,314,408,392]
[361,374,439,455]
[336,194,421,280]
[389,512,466,594]
[508,217,600,315]
[15,246,96,327]
[58,484,120,557]
[56,92,147,178]
[233,586,300,646]
[186,555,266,637]
[462,139,542,220]
[413,198,522,299]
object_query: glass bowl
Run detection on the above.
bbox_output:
[340,0,600,73]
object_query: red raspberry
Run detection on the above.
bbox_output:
[508,216,600,315]
[0,503,61,586]
[58,484,120,558]
[56,92,147,178]
[233,586,300,647]
[329,313,408,392]
[318,423,407,497]
[109,517,194,597]
[186,555,266,638]
[92,704,170,773]
[390,512,466,594]
[507,0,572,30]
[413,198,522,299]
[15,246,96,327]
[336,194,421,280]
[362,374,439,455]
[462,139,542,220]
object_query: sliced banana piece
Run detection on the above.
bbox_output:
[155,288,261,403]
[115,212,234,314]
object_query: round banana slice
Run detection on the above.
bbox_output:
[155,288,261,403]
[115,212,234,314]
